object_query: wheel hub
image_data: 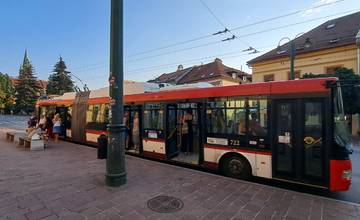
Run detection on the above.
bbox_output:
[229,159,244,175]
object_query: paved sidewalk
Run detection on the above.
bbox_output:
[0,131,359,220]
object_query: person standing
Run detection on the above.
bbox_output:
[132,112,140,151]
[181,109,193,155]
[123,111,130,149]
[44,114,54,141]
[52,113,61,142]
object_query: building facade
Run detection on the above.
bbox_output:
[247,11,360,135]
[248,12,360,82]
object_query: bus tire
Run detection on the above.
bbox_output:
[222,155,251,180]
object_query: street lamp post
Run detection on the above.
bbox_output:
[277,35,312,80]
[106,0,126,187]
[356,30,360,75]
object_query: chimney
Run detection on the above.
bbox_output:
[214,58,222,63]
[177,65,184,71]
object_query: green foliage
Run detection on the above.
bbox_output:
[302,67,360,114]
[46,57,74,95]
[0,72,15,113]
[14,53,40,114]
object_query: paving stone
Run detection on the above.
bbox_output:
[0,134,359,220]
[24,208,53,220]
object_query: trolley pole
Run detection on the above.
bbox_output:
[106,0,126,187]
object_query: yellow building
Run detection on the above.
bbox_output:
[247,11,360,135]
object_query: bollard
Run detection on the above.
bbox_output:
[97,135,107,159]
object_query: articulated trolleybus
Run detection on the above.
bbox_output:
[36,78,352,191]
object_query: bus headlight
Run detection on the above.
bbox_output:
[342,170,352,180]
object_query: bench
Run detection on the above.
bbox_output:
[6,131,27,143]
[6,132,15,142]
[19,133,44,151]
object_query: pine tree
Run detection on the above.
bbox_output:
[46,56,74,95]
[0,72,15,113]
[14,50,39,114]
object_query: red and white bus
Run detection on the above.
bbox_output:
[36,77,352,191]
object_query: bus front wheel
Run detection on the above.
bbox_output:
[222,155,251,180]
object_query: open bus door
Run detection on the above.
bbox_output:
[166,102,203,165]
[273,99,327,188]
[166,104,179,158]
[56,107,68,138]
[124,105,143,154]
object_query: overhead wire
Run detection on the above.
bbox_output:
[70,0,350,71]
[122,9,359,64]
[199,0,251,47]
[125,0,346,58]
[70,6,357,77]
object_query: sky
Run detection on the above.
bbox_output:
[0,0,359,89]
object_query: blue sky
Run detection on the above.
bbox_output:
[0,0,358,89]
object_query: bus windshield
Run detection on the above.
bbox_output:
[334,84,352,150]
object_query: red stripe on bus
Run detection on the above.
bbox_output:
[203,161,218,170]
[143,151,166,159]
[88,97,110,105]
[87,140,99,146]
[86,129,108,135]
[143,138,165,143]
[204,144,272,156]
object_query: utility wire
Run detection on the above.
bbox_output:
[123,9,359,64]
[71,7,357,74]
[79,30,357,77]
[126,44,278,73]
[126,40,222,63]
[74,8,358,74]
[199,0,251,47]
[71,0,348,70]
[233,9,359,39]
[126,0,346,58]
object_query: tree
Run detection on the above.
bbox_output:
[46,57,74,95]
[14,50,40,114]
[0,72,15,113]
[302,67,360,114]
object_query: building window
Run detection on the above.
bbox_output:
[287,71,301,79]
[263,74,274,82]
[326,66,342,75]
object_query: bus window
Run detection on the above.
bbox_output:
[86,104,108,130]
[66,106,72,129]
[235,108,246,135]
[207,98,245,135]
[248,99,268,137]
[144,103,164,139]
[334,85,351,150]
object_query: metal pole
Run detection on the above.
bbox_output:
[106,0,126,187]
[289,41,295,80]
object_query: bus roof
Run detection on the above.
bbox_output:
[37,77,336,106]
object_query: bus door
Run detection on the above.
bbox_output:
[166,104,179,158]
[125,105,143,154]
[170,102,202,165]
[56,107,68,138]
[273,99,326,186]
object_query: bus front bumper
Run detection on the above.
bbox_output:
[330,159,352,191]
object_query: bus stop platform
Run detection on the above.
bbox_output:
[0,132,359,220]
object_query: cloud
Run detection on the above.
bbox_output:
[302,0,340,16]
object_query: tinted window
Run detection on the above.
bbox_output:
[144,103,164,130]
